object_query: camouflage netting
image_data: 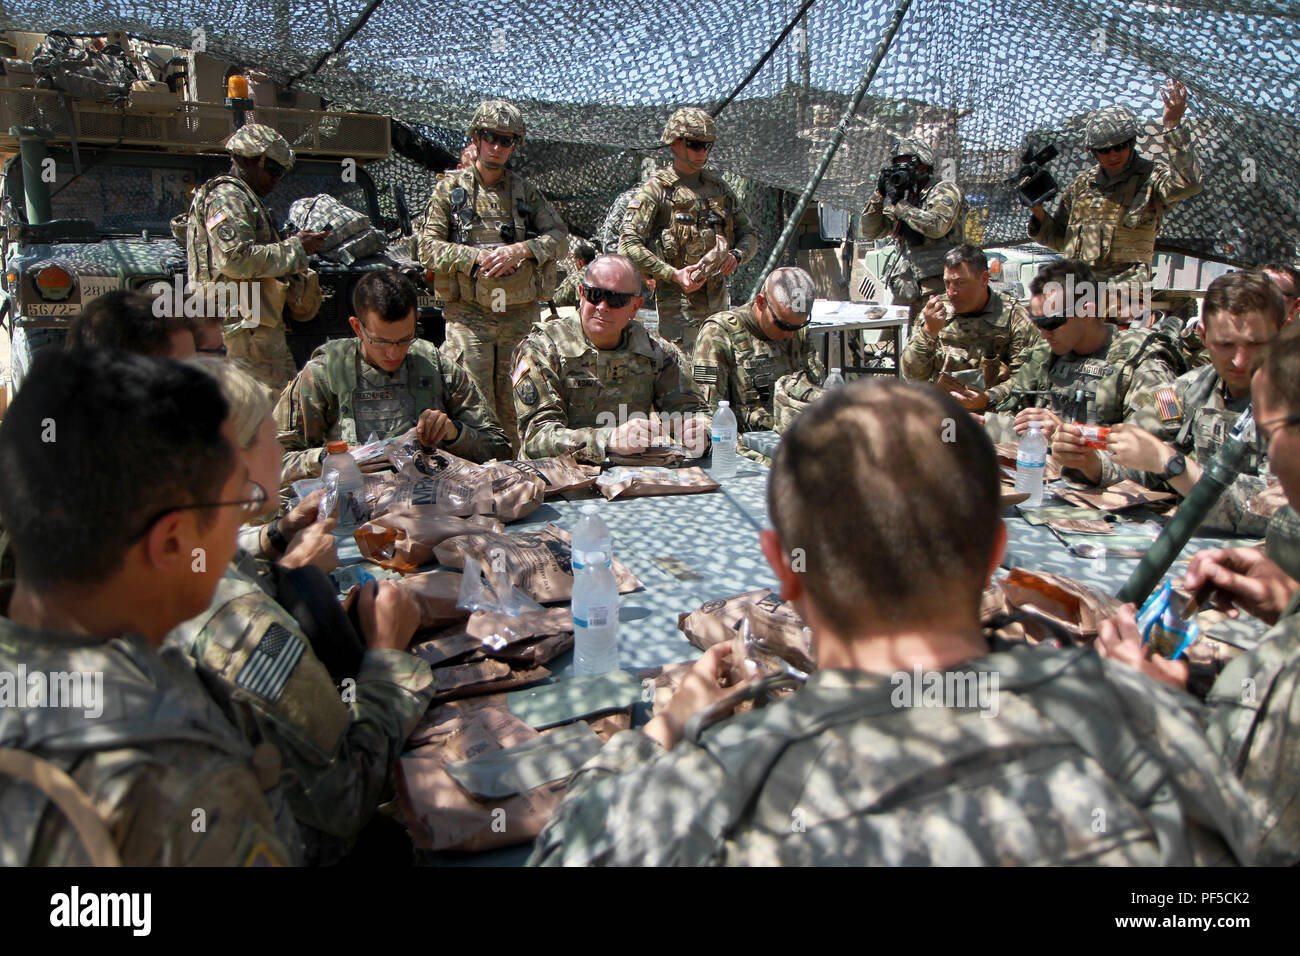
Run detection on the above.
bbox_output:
[5,0,1298,270]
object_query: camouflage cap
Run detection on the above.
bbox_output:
[469,100,526,146]
[892,137,936,168]
[225,124,295,170]
[661,107,716,146]
[1085,105,1139,150]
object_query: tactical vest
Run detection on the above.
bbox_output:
[652,168,738,271]
[1042,329,1163,425]
[1063,159,1162,276]
[186,173,286,328]
[319,338,444,445]
[900,179,967,280]
[707,307,808,426]
[535,318,663,429]
[432,167,557,309]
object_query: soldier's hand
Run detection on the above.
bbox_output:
[949,385,989,411]
[276,517,339,575]
[357,579,421,651]
[1050,423,1100,478]
[1013,406,1062,439]
[1096,604,1189,690]
[281,489,327,538]
[642,643,750,750]
[718,251,740,277]
[671,267,705,294]
[295,230,330,256]
[417,408,458,447]
[607,416,659,456]
[478,243,527,278]
[920,296,948,337]
[1105,423,1173,475]
[1161,78,1188,128]
[1182,547,1297,626]
[678,416,710,458]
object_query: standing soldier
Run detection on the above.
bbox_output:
[859,136,966,323]
[620,107,758,354]
[1029,79,1200,289]
[186,124,329,391]
[419,100,569,451]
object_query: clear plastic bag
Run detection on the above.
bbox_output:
[456,556,543,618]
[318,469,339,522]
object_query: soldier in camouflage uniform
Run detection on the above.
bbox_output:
[620,108,758,354]
[952,261,1180,453]
[772,369,826,434]
[170,358,435,865]
[691,266,824,432]
[513,255,711,464]
[1059,272,1285,536]
[186,124,330,391]
[0,351,296,865]
[275,270,510,485]
[859,137,967,322]
[1029,80,1201,290]
[529,381,1257,866]
[418,101,569,451]
[901,244,1040,390]
[552,238,597,310]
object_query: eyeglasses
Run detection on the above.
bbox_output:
[1257,412,1300,450]
[683,138,713,153]
[358,322,421,349]
[1030,311,1070,331]
[477,130,517,148]
[127,478,268,543]
[262,157,287,179]
[581,283,638,309]
[197,345,229,357]
[1092,143,1129,156]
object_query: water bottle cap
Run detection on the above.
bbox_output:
[831,367,842,374]
[718,400,729,407]
[325,441,348,453]
[581,504,598,516]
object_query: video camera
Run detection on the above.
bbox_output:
[1009,144,1059,207]
[878,160,921,204]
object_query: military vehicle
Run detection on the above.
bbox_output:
[0,29,441,394]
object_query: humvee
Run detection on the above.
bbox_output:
[0,29,440,394]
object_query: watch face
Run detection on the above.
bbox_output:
[1165,454,1186,478]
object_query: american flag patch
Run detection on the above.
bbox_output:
[1153,386,1181,423]
[235,624,304,702]
[693,364,718,385]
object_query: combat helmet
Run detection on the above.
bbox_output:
[1085,105,1139,150]
[469,100,526,146]
[225,123,295,171]
[662,107,716,146]
[892,136,936,168]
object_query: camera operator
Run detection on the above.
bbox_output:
[859,137,967,324]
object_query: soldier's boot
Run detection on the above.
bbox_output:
[225,325,297,393]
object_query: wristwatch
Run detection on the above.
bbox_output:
[1157,452,1186,481]
[266,519,290,555]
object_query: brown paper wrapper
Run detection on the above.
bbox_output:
[355,513,504,573]
[597,465,720,500]
[396,569,469,630]
[1052,479,1176,512]
[677,588,814,675]
[1000,567,1122,643]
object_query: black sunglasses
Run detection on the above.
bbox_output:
[477,130,517,148]
[581,283,637,309]
[762,297,808,333]
[1030,311,1070,331]
[1092,142,1129,156]
[683,138,713,152]
[263,157,287,178]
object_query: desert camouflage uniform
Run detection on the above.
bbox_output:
[0,599,297,866]
[1206,594,1300,865]
[1092,366,1271,536]
[901,290,1040,390]
[1030,114,1201,287]
[187,127,308,391]
[773,369,826,434]
[529,646,1257,865]
[274,337,510,485]
[418,164,568,451]
[619,167,757,354]
[690,302,824,432]
[985,326,1180,441]
[513,313,710,464]
[860,178,966,313]
[166,550,435,865]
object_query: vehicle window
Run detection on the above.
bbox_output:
[48,161,205,232]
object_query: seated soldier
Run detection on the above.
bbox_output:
[67,290,196,359]
[276,269,510,485]
[170,359,434,865]
[951,260,1181,455]
[0,350,294,865]
[691,266,825,433]
[1056,271,1283,536]
[553,237,597,310]
[513,253,711,464]
[528,378,1257,866]
[900,244,1040,392]
[1097,322,1300,865]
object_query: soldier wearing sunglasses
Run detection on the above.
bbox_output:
[619,108,757,354]
[1028,79,1201,290]
[185,124,330,391]
[418,100,569,452]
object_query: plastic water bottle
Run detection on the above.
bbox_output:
[572,552,619,676]
[1015,423,1048,507]
[571,503,612,570]
[711,400,738,480]
[824,367,845,388]
[322,440,366,532]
